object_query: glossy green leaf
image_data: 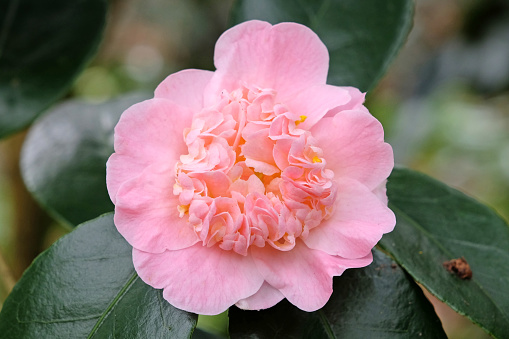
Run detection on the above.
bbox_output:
[229,249,446,338]
[0,213,198,338]
[380,168,509,339]
[229,0,413,92]
[0,0,107,139]
[21,93,150,227]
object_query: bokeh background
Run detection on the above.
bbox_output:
[1,0,508,338]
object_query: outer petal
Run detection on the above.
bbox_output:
[373,179,389,205]
[114,164,199,253]
[235,282,284,311]
[284,84,351,130]
[112,98,192,165]
[206,21,329,104]
[133,245,265,315]
[303,178,395,258]
[251,241,373,312]
[311,109,394,191]
[106,98,193,202]
[154,69,213,113]
[322,86,369,118]
[106,153,146,204]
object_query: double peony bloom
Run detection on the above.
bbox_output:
[106,20,395,315]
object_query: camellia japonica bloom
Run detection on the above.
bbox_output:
[106,20,395,315]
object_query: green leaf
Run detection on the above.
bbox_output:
[21,93,150,227]
[229,0,413,92]
[192,328,225,339]
[0,0,107,139]
[229,249,446,338]
[380,168,509,339]
[0,213,198,338]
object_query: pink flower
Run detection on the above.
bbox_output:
[106,20,395,315]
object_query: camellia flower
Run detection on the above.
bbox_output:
[106,20,395,315]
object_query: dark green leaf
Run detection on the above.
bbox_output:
[380,168,509,339]
[229,0,413,92]
[229,249,446,339]
[0,213,197,338]
[21,93,150,227]
[192,328,225,339]
[0,0,107,138]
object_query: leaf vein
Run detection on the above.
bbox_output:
[16,314,102,325]
[86,272,139,338]
[318,310,336,339]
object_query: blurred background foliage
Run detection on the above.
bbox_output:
[0,0,508,338]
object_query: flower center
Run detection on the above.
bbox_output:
[173,86,337,255]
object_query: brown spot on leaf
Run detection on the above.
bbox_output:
[443,257,472,280]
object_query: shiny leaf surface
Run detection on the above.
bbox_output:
[0,214,197,338]
[21,93,149,227]
[380,168,509,339]
[0,0,107,138]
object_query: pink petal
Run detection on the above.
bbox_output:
[241,128,276,167]
[133,245,264,315]
[106,153,146,204]
[114,164,199,253]
[373,180,389,205]
[235,282,284,310]
[303,178,395,258]
[107,98,193,203]
[244,158,280,176]
[284,84,351,130]
[251,241,373,311]
[273,139,292,171]
[310,109,394,191]
[322,86,369,118]
[154,69,213,113]
[191,171,231,198]
[111,98,193,169]
[206,21,329,104]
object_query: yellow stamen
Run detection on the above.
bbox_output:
[312,156,322,163]
[177,204,189,217]
[295,115,307,126]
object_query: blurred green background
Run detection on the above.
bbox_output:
[1,0,508,338]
